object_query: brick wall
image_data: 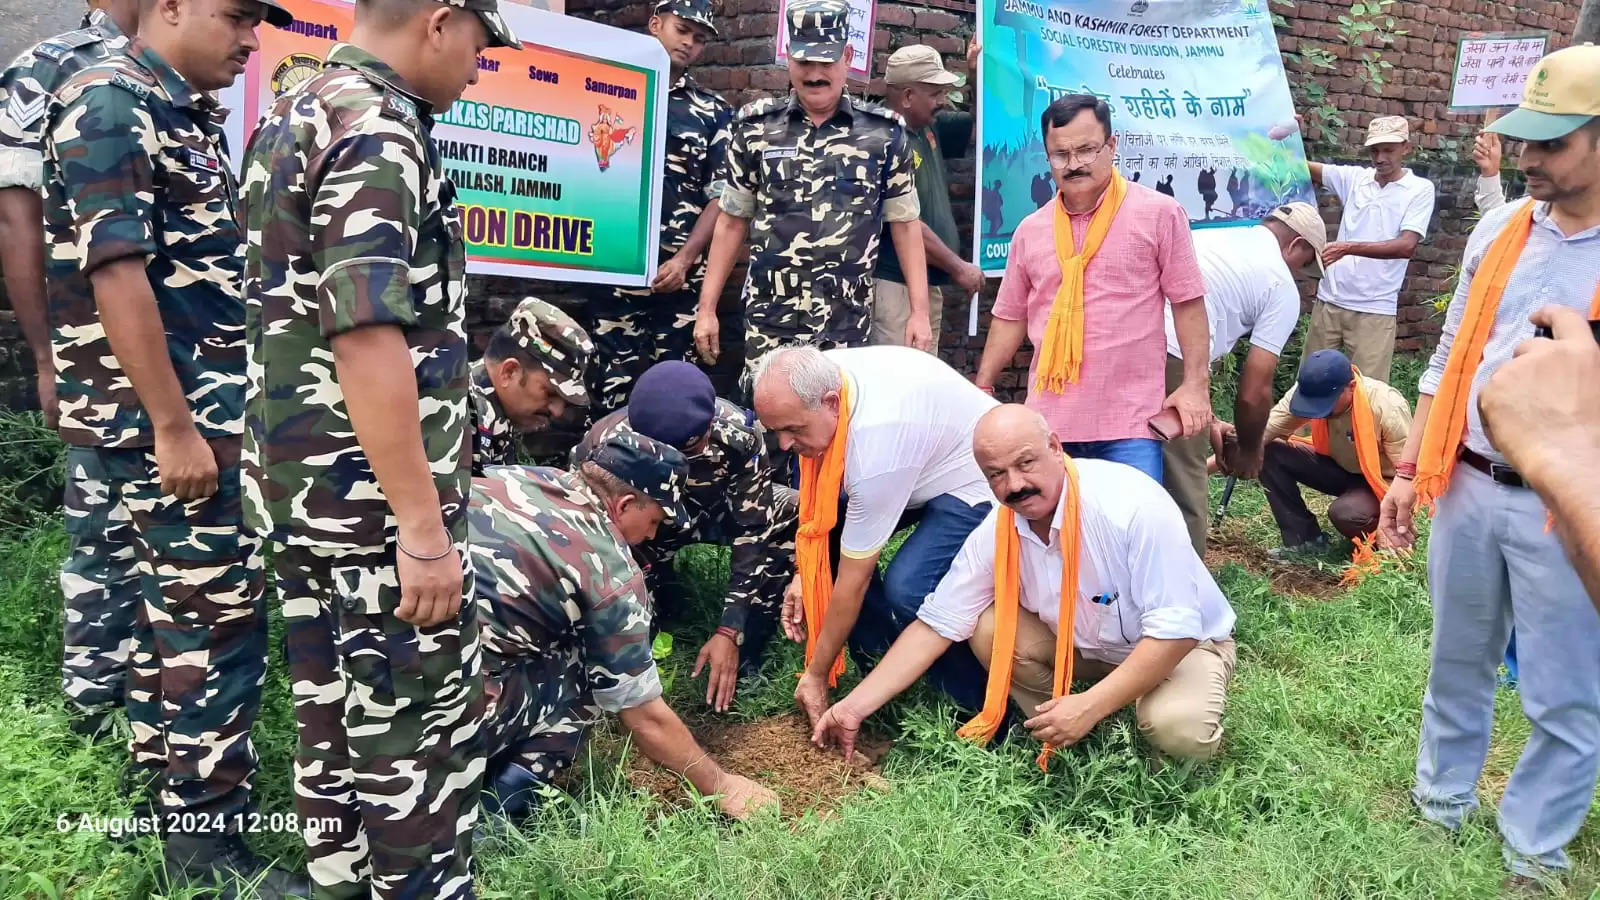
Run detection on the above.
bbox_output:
[0,0,1583,411]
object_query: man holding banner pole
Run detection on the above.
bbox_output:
[240,0,520,895]
[586,0,731,416]
[694,0,932,380]
[974,94,1212,483]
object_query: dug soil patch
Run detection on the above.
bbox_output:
[1205,531,1344,601]
[624,713,892,818]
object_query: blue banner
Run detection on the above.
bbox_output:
[975,0,1314,273]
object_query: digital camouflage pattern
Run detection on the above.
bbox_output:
[43,39,246,448]
[240,42,487,898]
[0,8,127,191]
[575,400,797,635]
[469,361,519,476]
[45,40,268,826]
[240,43,470,551]
[719,93,919,365]
[273,544,485,900]
[469,466,663,781]
[0,9,139,725]
[587,73,730,414]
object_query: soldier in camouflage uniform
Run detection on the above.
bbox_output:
[471,297,592,475]
[238,1,519,896]
[0,1,138,740]
[44,0,305,893]
[470,429,778,820]
[692,0,931,382]
[585,0,731,416]
[572,361,796,709]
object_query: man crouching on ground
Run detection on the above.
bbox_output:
[813,404,1237,762]
[469,427,778,819]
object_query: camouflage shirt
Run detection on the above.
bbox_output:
[469,466,662,714]
[659,72,731,255]
[469,360,517,476]
[0,9,128,191]
[44,39,245,448]
[720,93,920,344]
[240,43,470,549]
[573,399,787,633]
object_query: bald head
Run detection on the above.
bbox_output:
[974,404,1064,524]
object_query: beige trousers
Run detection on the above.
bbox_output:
[1161,354,1211,556]
[1304,300,1396,382]
[869,278,946,346]
[969,605,1236,761]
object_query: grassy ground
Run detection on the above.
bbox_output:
[0,369,1594,898]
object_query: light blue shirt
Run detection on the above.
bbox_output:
[1420,200,1600,462]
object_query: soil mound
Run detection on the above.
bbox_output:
[1206,530,1344,600]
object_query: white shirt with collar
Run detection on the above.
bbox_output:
[831,346,998,557]
[1315,164,1436,316]
[917,458,1235,664]
[1164,224,1302,362]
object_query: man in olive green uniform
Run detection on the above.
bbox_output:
[239,0,519,896]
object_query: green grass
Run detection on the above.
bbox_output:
[0,392,1593,899]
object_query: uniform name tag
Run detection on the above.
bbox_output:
[762,146,799,161]
[187,148,220,172]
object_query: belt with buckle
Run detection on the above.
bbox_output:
[1459,448,1526,488]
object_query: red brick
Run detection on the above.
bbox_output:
[876,4,915,27]
[914,8,965,31]
[751,67,788,90]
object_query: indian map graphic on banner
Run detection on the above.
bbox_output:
[220,0,668,286]
[974,0,1314,273]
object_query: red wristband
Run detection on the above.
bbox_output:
[715,626,743,645]
[1394,461,1417,478]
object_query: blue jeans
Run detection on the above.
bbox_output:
[1061,438,1163,482]
[841,493,994,712]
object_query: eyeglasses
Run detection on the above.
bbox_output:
[1046,140,1110,168]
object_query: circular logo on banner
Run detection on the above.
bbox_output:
[271,54,323,96]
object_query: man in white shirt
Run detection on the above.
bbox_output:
[753,345,999,722]
[811,404,1237,762]
[1161,202,1328,553]
[1306,115,1436,382]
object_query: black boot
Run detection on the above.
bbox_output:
[163,831,311,899]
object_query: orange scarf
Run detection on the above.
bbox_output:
[1415,201,1600,508]
[796,376,853,687]
[1310,368,1388,502]
[1035,172,1128,393]
[956,453,1081,772]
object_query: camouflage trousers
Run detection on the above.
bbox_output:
[272,544,486,900]
[482,649,600,788]
[59,447,148,718]
[637,486,798,641]
[586,285,699,417]
[739,328,856,400]
[95,441,267,824]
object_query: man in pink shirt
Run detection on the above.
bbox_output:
[975,95,1212,481]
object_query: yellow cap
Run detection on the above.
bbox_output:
[1488,43,1600,141]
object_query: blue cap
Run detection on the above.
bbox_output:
[626,361,716,451]
[1289,349,1355,419]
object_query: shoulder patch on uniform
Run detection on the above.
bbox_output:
[736,96,779,120]
[110,70,151,100]
[380,90,419,125]
[856,101,907,127]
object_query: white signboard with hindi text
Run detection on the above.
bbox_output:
[1449,32,1548,112]
[775,0,876,81]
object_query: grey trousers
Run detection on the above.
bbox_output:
[1412,464,1600,876]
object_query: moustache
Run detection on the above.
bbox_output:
[1064,169,1091,179]
[803,79,831,87]
[1005,487,1041,505]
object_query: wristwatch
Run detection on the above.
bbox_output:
[715,625,744,646]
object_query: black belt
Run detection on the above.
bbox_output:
[1459,448,1526,488]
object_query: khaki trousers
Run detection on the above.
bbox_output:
[870,278,946,346]
[1304,300,1396,382]
[970,605,1236,761]
[1161,354,1211,556]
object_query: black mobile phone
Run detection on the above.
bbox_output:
[1532,319,1600,343]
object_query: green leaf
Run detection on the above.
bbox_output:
[1351,3,1367,16]
[652,632,675,660]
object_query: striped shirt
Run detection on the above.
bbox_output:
[993,181,1206,443]
[1420,200,1600,462]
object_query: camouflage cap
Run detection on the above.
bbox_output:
[786,0,850,64]
[255,0,295,27]
[654,0,718,36]
[505,297,592,407]
[448,0,521,50]
[587,426,690,524]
